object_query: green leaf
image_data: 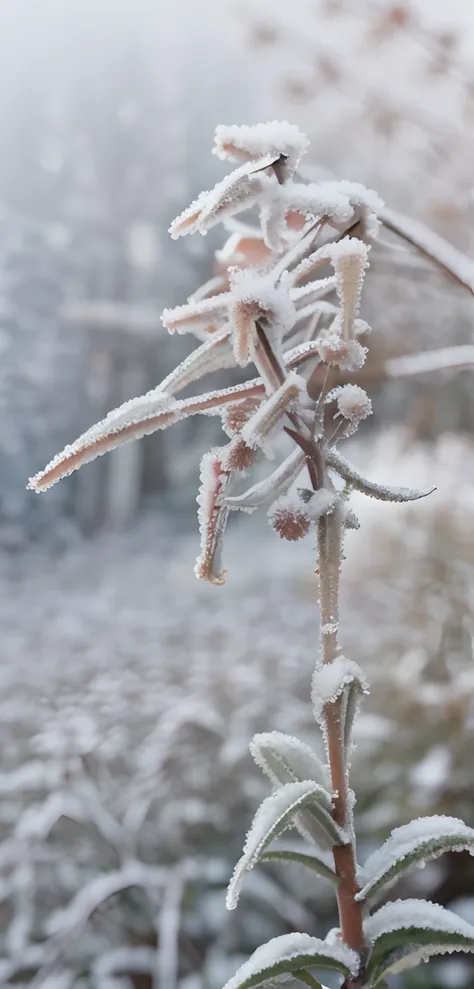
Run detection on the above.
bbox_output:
[220,933,358,989]
[226,781,345,910]
[365,898,474,986]
[294,970,325,989]
[250,731,329,788]
[261,847,339,886]
[358,816,474,905]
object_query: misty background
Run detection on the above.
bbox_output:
[1,2,474,988]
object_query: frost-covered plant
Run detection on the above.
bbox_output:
[29,123,474,988]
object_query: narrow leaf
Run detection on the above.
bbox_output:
[226,781,341,910]
[366,899,474,985]
[261,848,339,885]
[162,293,231,337]
[28,381,265,493]
[225,448,305,511]
[250,731,329,789]
[194,449,231,586]
[380,205,474,296]
[158,330,234,396]
[386,345,474,379]
[326,449,435,503]
[358,816,474,906]
[220,932,358,989]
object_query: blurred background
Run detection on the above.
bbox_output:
[1,1,474,987]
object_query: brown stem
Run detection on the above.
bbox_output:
[317,508,365,982]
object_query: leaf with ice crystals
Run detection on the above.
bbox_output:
[213,121,309,177]
[220,932,358,989]
[380,205,474,296]
[28,381,265,493]
[357,816,474,906]
[250,731,329,790]
[365,899,474,986]
[323,239,370,341]
[226,780,341,910]
[169,158,275,240]
[158,330,234,396]
[241,373,306,452]
[162,293,231,338]
[325,449,435,503]
[195,449,231,586]
[304,489,338,522]
[312,658,369,726]
[225,447,305,511]
[261,846,339,886]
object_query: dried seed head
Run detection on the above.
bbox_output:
[222,436,255,472]
[336,384,372,421]
[268,498,311,541]
[221,397,262,437]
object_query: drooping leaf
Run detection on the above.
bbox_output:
[357,816,474,906]
[261,847,339,885]
[226,780,343,910]
[380,205,474,296]
[250,731,329,789]
[326,449,435,503]
[365,898,474,986]
[220,932,358,989]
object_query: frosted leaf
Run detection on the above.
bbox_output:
[381,205,474,296]
[169,158,275,239]
[158,330,234,396]
[161,293,231,338]
[304,488,338,522]
[188,274,228,303]
[268,495,311,541]
[323,239,370,341]
[213,121,309,176]
[194,449,231,586]
[28,382,264,493]
[241,373,306,451]
[284,340,322,371]
[357,816,474,906]
[386,345,474,379]
[221,396,263,437]
[226,780,340,910]
[230,300,260,367]
[225,447,305,511]
[281,181,355,227]
[312,658,369,725]
[250,731,329,789]
[259,198,288,252]
[365,899,474,986]
[229,268,297,334]
[326,449,436,503]
[220,932,358,989]
[261,846,339,885]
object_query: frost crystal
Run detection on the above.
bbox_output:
[220,932,358,989]
[327,384,372,422]
[213,121,310,175]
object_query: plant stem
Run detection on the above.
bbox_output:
[317,508,365,983]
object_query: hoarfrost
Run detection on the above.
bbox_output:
[312,658,369,725]
[220,932,358,989]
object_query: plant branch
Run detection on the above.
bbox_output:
[317,505,365,984]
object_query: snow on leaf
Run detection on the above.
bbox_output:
[157,330,234,397]
[226,780,340,910]
[230,268,297,334]
[357,816,474,906]
[28,380,265,494]
[365,899,474,986]
[213,121,309,176]
[261,846,339,885]
[312,657,369,726]
[323,238,370,341]
[250,731,329,789]
[220,932,358,989]
[161,293,231,338]
[225,447,305,511]
[325,449,435,503]
[241,373,306,451]
[304,488,338,522]
[194,449,231,586]
[169,159,275,240]
[380,205,474,296]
